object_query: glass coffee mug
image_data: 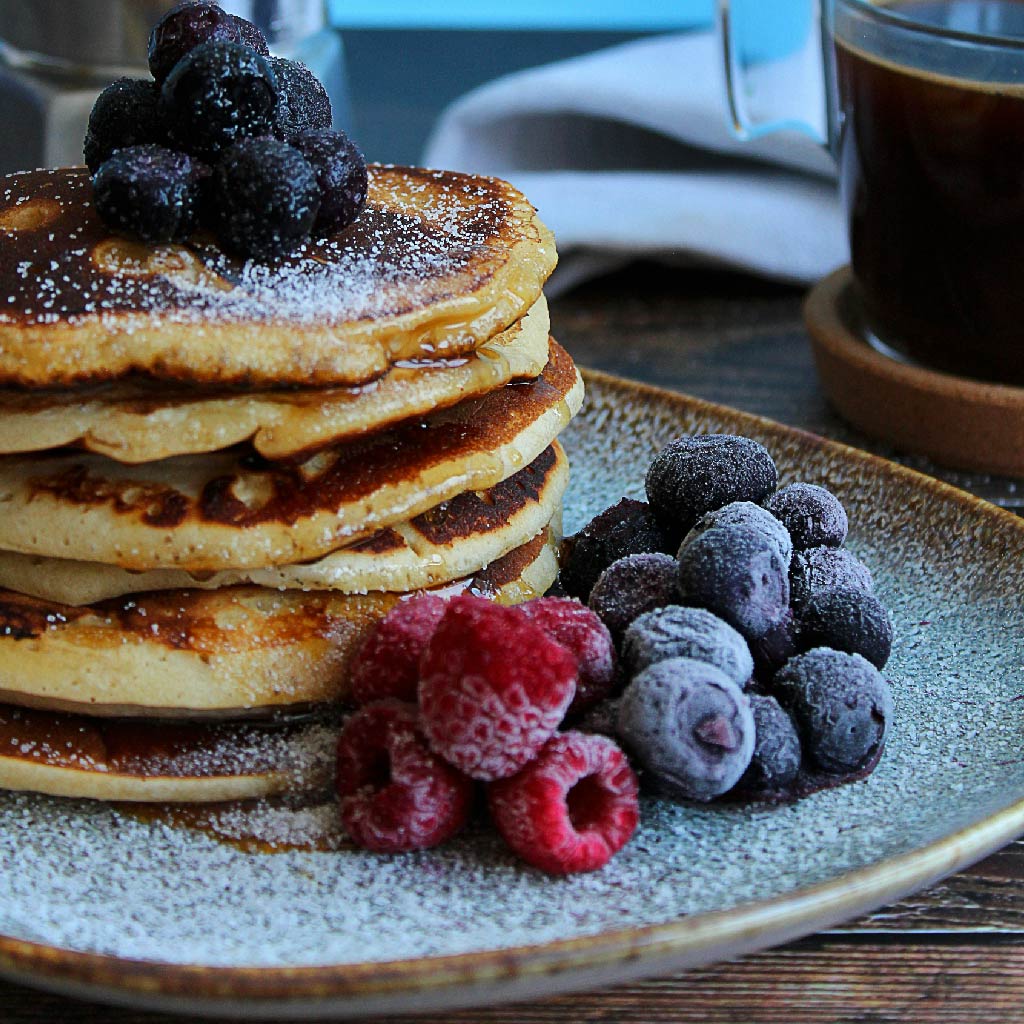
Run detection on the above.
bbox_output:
[719,0,1024,387]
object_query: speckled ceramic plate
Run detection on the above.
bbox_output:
[1,369,1023,1020]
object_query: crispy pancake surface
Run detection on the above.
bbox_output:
[0,165,556,388]
[0,444,567,605]
[0,298,550,463]
[0,528,559,719]
[0,340,581,571]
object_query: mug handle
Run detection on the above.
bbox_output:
[717,0,835,149]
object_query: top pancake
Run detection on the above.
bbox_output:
[0,164,556,388]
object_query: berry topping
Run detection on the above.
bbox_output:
[798,586,894,669]
[231,14,270,55]
[211,136,320,258]
[348,595,447,705]
[747,608,798,681]
[684,500,793,569]
[766,483,849,550]
[617,658,755,802]
[92,145,205,243]
[622,605,753,687]
[773,648,893,774]
[290,128,368,234]
[645,434,778,543]
[148,1,246,85]
[519,597,617,715]
[588,552,680,641]
[738,694,802,793]
[488,731,639,875]
[336,701,474,853]
[83,78,165,173]
[160,40,278,160]
[790,546,874,611]
[270,58,333,141]
[677,523,790,641]
[418,596,577,781]
[559,498,668,601]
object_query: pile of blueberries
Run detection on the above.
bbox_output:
[84,1,367,258]
[561,433,895,804]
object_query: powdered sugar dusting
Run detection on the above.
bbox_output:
[0,165,518,330]
[0,379,1023,969]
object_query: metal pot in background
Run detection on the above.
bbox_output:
[0,0,350,173]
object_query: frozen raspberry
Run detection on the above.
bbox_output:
[488,731,639,875]
[645,434,778,544]
[212,137,320,257]
[148,1,245,84]
[160,40,279,160]
[560,498,669,601]
[617,657,755,802]
[92,145,205,243]
[83,78,166,172]
[677,523,789,641]
[348,595,446,705]
[270,58,333,141]
[336,701,474,853]
[622,605,753,687]
[418,596,577,781]
[774,648,893,774]
[738,694,802,794]
[748,608,798,681]
[798,586,893,669]
[766,483,848,551]
[290,128,367,234]
[519,597,616,715]
[588,552,679,641]
[684,500,792,568]
[790,546,873,611]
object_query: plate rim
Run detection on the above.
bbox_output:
[3,366,1024,1017]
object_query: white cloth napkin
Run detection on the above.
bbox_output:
[423,31,847,293]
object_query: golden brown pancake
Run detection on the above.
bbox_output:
[0,705,336,802]
[0,443,567,605]
[0,297,550,463]
[0,340,581,571]
[0,165,557,388]
[0,528,559,719]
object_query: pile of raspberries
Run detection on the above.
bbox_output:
[336,594,638,876]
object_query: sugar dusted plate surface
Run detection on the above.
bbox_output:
[1,369,1023,1018]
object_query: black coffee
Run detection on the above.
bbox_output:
[837,0,1024,384]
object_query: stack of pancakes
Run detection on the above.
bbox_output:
[0,163,581,803]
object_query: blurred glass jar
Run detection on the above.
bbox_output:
[0,0,350,173]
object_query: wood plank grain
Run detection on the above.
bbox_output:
[4,941,1024,1023]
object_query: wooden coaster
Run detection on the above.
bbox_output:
[804,266,1024,476]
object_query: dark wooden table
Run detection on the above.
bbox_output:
[4,265,1023,1023]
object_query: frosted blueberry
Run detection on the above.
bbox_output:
[677,523,789,641]
[798,585,894,669]
[622,605,753,687]
[588,552,679,641]
[616,657,754,802]
[645,434,777,544]
[773,647,893,774]
[766,483,848,550]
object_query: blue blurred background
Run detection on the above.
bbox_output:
[327,0,808,163]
